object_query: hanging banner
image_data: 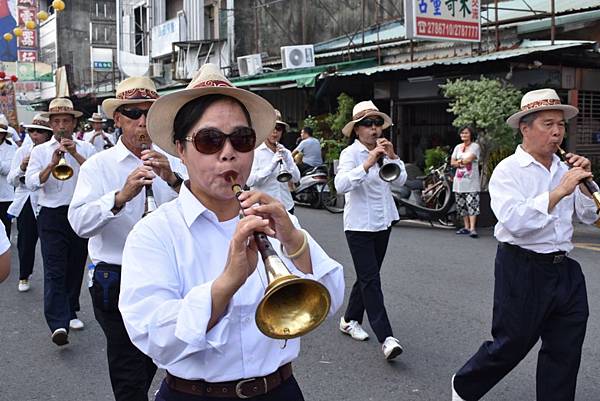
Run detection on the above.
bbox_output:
[0,80,19,127]
[405,0,481,42]
[16,0,37,62]
[17,61,52,81]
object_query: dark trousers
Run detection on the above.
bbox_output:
[17,197,38,280]
[37,206,88,332]
[91,263,157,401]
[344,229,394,343]
[0,200,11,237]
[454,244,589,401]
[155,376,304,401]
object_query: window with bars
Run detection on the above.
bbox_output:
[575,91,600,166]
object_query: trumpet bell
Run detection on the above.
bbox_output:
[379,163,400,182]
[276,171,292,183]
[52,158,73,180]
[256,275,331,339]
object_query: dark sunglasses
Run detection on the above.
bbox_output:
[274,124,286,132]
[356,117,385,128]
[118,108,149,120]
[184,127,256,154]
[28,128,50,134]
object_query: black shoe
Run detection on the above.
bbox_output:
[51,328,69,346]
[469,231,479,238]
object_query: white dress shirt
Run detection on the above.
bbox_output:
[7,142,39,217]
[247,142,300,211]
[0,140,17,202]
[68,139,184,266]
[119,183,344,381]
[490,145,598,253]
[24,136,97,208]
[84,130,117,153]
[0,221,9,253]
[335,140,407,232]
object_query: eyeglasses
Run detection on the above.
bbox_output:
[356,117,385,128]
[184,127,256,154]
[28,129,50,134]
[118,108,149,120]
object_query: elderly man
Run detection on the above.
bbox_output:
[84,112,115,152]
[25,98,96,346]
[451,89,599,401]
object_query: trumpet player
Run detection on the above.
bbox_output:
[68,77,185,401]
[7,114,52,292]
[84,112,115,152]
[24,98,96,346]
[247,110,300,214]
[119,64,343,401]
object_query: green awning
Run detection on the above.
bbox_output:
[230,58,378,88]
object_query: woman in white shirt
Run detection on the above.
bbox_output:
[450,126,481,238]
[120,63,344,401]
[335,100,407,361]
[0,115,16,237]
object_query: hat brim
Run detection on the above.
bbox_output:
[40,110,83,118]
[88,118,106,123]
[147,86,276,157]
[23,124,53,132]
[507,105,579,129]
[102,98,157,119]
[275,120,290,129]
[342,111,393,137]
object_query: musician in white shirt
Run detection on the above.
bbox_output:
[83,112,116,152]
[120,63,344,401]
[68,76,185,401]
[7,114,52,292]
[0,115,16,237]
[451,89,599,401]
[247,109,300,214]
[24,98,96,347]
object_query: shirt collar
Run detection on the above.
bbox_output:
[114,137,135,162]
[178,182,209,228]
[351,139,369,153]
[257,142,270,152]
[515,145,561,168]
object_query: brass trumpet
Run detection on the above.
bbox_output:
[377,157,401,182]
[231,179,331,339]
[52,151,74,180]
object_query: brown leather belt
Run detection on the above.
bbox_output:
[165,363,293,399]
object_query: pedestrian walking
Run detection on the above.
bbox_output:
[0,114,16,238]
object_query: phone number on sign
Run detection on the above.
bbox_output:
[416,18,479,40]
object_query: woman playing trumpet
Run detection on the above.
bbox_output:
[119,63,343,401]
[247,109,300,214]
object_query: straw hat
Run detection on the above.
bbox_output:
[40,98,83,118]
[147,63,276,157]
[274,109,290,129]
[23,113,53,132]
[341,100,393,137]
[102,76,159,119]
[506,88,578,129]
[0,115,9,134]
[88,112,106,123]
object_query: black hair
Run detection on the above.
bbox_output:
[347,131,357,146]
[172,94,252,144]
[458,125,477,141]
[301,126,313,136]
[519,112,540,128]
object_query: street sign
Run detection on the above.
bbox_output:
[91,47,114,71]
[405,0,481,43]
[93,61,113,70]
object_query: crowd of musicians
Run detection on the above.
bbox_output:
[0,63,598,401]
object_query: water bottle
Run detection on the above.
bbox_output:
[87,263,95,288]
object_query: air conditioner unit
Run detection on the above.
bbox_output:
[152,61,163,78]
[237,54,263,77]
[281,45,315,69]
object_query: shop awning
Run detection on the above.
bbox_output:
[230,59,378,88]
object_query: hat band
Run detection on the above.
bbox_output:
[0,124,6,130]
[49,106,75,112]
[31,119,50,127]
[352,108,380,121]
[116,88,159,100]
[521,98,562,112]
[192,79,233,89]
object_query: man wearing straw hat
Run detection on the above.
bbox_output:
[25,97,97,346]
[84,112,115,152]
[7,113,53,292]
[451,89,598,401]
[68,76,188,401]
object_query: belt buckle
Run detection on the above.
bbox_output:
[553,255,565,264]
[235,377,267,399]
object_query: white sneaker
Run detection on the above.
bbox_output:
[51,328,69,346]
[18,279,30,292]
[339,317,369,341]
[69,318,84,330]
[451,375,466,401]
[381,336,403,360]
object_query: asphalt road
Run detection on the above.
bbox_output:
[1,210,599,401]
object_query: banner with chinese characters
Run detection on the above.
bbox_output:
[16,0,38,62]
[405,0,481,42]
[0,80,19,127]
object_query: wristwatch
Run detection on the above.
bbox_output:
[169,172,184,189]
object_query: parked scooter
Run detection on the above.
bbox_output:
[292,164,329,208]
[391,159,457,227]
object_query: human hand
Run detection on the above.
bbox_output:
[114,166,155,207]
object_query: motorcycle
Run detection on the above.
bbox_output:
[391,159,458,227]
[292,164,329,208]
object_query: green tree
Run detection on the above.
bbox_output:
[441,76,521,189]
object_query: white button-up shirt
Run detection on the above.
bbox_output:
[0,140,16,202]
[490,145,598,253]
[7,142,38,217]
[25,136,97,208]
[335,140,407,232]
[247,142,300,211]
[83,130,117,153]
[119,183,344,381]
[68,139,184,266]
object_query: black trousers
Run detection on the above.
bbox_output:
[91,263,157,401]
[17,197,38,280]
[454,243,589,401]
[37,206,88,332]
[0,200,11,238]
[344,228,394,343]
[155,376,304,401]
